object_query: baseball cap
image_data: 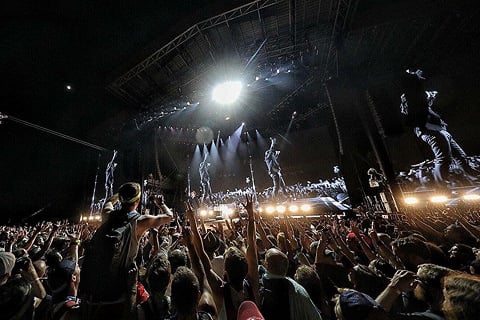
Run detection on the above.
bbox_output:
[237,301,265,320]
[339,290,383,320]
[0,252,15,276]
[119,182,142,204]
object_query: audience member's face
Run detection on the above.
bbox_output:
[443,226,462,243]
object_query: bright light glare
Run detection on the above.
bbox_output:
[300,204,312,212]
[404,197,419,205]
[463,194,480,201]
[430,195,448,203]
[223,208,234,217]
[199,210,208,217]
[265,206,276,214]
[289,205,299,213]
[212,81,242,104]
[276,205,286,214]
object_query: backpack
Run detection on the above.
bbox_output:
[79,210,140,302]
[259,276,291,320]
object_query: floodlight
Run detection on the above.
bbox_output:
[276,205,286,214]
[265,206,276,214]
[463,194,480,201]
[300,204,312,212]
[212,81,243,104]
[430,195,448,203]
[289,205,299,213]
[404,197,419,205]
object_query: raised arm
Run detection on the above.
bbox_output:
[243,194,260,304]
[184,202,224,310]
[183,226,217,317]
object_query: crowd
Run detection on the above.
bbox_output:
[1,181,480,320]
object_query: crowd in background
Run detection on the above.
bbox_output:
[1,182,480,320]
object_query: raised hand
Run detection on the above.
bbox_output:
[388,270,418,293]
[242,194,254,220]
[184,201,195,221]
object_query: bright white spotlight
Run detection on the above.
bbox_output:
[300,204,312,212]
[223,208,234,217]
[404,197,419,205]
[276,205,286,214]
[289,205,299,213]
[265,206,276,214]
[463,194,480,201]
[430,195,448,203]
[212,81,243,104]
[199,209,208,217]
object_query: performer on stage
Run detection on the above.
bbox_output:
[105,150,117,200]
[264,137,286,197]
[199,153,213,203]
[400,69,479,188]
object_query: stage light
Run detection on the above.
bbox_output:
[95,216,101,221]
[223,207,234,217]
[258,207,264,213]
[265,206,276,214]
[199,209,207,217]
[430,195,448,203]
[212,81,242,104]
[276,205,286,214]
[255,76,260,81]
[208,210,215,217]
[404,197,419,205]
[88,216,94,221]
[289,205,299,213]
[463,194,480,201]
[300,204,312,212]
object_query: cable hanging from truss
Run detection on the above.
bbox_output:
[0,112,110,152]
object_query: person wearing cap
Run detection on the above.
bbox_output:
[260,248,322,320]
[335,289,388,320]
[80,182,172,320]
[237,300,265,320]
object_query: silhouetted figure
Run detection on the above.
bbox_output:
[264,137,286,197]
[400,69,479,188]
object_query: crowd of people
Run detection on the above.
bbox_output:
[1,181,480,320]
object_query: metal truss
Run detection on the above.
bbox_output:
[109,0,281,90]
[323,0,358,79]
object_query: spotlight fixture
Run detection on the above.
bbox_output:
[463,194,480,201]
[430,195,448,203]
[300,204,312,212]
[212,81,243,104]
[404,197,419,205]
